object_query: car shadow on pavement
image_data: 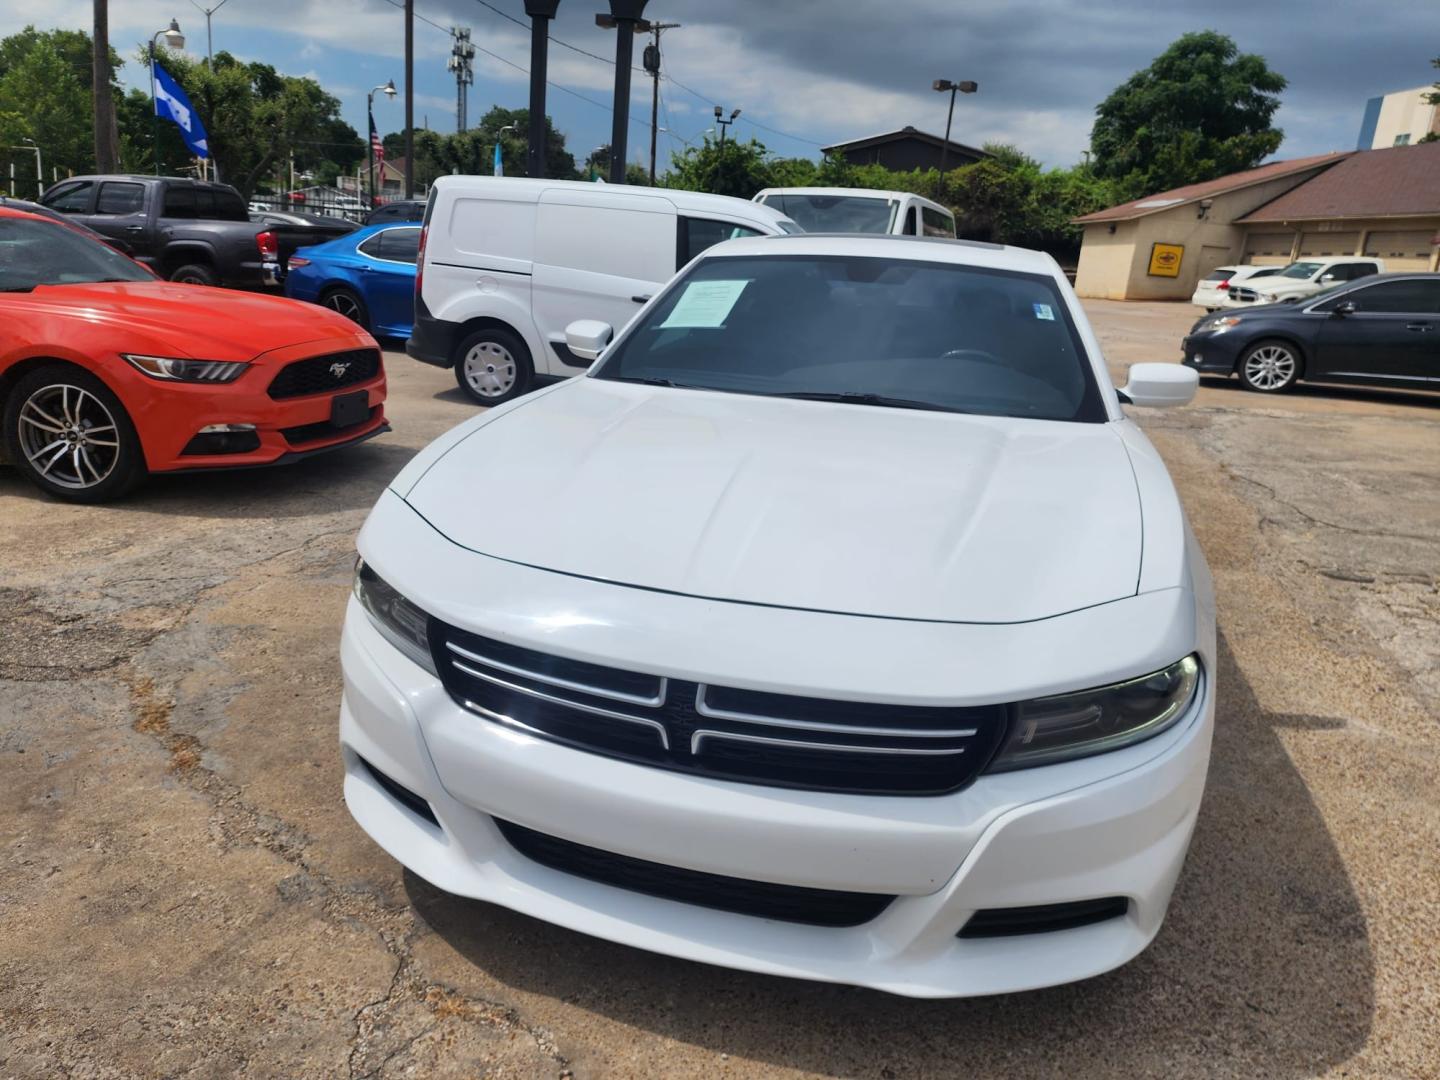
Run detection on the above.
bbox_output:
[1198,376,1440,411]
[406,632,1374,1076]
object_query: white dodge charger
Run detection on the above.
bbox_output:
[340,234,1215,998]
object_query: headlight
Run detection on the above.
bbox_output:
[1260,293,1280,303]
[988,655,1200,772]
[1201,316,1241,334]
[353,559,438,675]
[123,354,248,382]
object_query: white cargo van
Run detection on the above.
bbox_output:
[409,177,797,404]
[752,187,956,238]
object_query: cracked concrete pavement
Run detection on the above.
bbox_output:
[2,302,1437,1078]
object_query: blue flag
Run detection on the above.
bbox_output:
[493,141,503,177]
[153,63,210,159]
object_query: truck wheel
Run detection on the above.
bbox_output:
[2,365,145,503]
[169,262,219,287]
[453,327,533,407]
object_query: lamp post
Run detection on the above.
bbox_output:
[596,0,649,184]
[368,80,397,208]
[523,1,561,178]
[713,105,740,145]
[185,0,229,68]
[931,78,976,176]
[150,19,185,175]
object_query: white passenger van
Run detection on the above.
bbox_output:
[409,176,797,404]
[752,187,956,238]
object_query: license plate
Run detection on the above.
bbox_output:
[330,390,369,428]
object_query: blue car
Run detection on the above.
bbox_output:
[285,222,420,339]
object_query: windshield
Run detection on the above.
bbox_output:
[759,194,898,233]
[593,254,1105,423]
[1279,261,1323,280]
[0,217,153,292]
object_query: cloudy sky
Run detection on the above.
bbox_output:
[10,0,1438,171]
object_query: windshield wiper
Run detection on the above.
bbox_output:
[769,391,965,414]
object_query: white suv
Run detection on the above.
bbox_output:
[408,177,796,404]
[1191,265,1282,311]
[1222,257,1383,308]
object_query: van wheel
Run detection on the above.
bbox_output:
[2,365,145,503]
[454,327,533,406]
[169,262,219,287]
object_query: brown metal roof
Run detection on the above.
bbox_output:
[1071,152,1349,224]
[1238,141,1440,222]
[822,126,989,160]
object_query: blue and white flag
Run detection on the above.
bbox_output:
[493,141,503,177]
[153,63,210,159]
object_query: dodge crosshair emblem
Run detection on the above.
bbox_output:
[329,361,351,378]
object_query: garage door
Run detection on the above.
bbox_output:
[1243,232,1295,265]
[1363,229,1435,270]
[1298,231,1360,258]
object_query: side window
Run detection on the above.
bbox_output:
[380,228,421,263]
[680,218,761,265]
[43,181,94,213]
[161,186,197,219]
[921,206,955,238]
[1345,280,1440,314]
[903,207,918,236]
[358,233,385,258]
[194,188,217,218]
[95,182,144,215]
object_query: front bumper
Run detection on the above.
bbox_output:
[1180,332,1243,374]
[338,495,1217,998]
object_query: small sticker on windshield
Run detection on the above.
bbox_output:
[1033,303,1055,321]
[659,279,749,329]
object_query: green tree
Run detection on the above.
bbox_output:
[664,135,775,199]
[1421,56,1440,143]
[1090,31,1286,198]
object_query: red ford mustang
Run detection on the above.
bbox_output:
[0,207,388,502]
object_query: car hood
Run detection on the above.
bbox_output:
[403,380,1143,624]
[22,281,361,361]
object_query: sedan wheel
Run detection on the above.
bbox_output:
[1239,342,1300,392]
[321,288,369,329]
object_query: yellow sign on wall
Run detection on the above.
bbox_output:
[1148,242,1184,277]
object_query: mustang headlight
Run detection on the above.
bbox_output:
[988,655,1200,772]
[353,559,437,675]
[123,354,249,382]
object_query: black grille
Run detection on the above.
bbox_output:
[359,756,439,828]
[281,405,380,445]
[430,621,1007,796]
[495,818,894,927]
[959,897,1129,938]
[267,348,380,399]
[1227,287,1259,303]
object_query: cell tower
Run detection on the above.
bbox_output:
[448,27,476,132]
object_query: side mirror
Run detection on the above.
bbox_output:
[1319,273,1337,283]
[1331,300,1356,317]
[1119,363,1198,408]
[564,319,614,363]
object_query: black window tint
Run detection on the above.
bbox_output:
[380,227,421,263]
[194,188,217,218]
[921,206,955,238]
[358,233,385,258]
[903,207,918,235]
[211,189,249,220]
[161,186,196,218]
[1203,269,1232,282]
[1347,279,1440,314]
[681,218,761,263]
[95,182,144,215]
[43,182,94,213]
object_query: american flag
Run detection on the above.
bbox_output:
[369,111,384,166]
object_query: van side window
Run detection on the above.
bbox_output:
[903,207,917,235]
[679,218,762,266]
[921,206,956,238]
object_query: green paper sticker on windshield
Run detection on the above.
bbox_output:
[659,279,749,329]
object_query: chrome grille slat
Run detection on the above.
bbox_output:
[694,684,977,739]
[691,729,970,757]
[446,639,667,706]
[450,659,670,749]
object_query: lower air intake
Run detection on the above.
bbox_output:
[958,897,1129,938]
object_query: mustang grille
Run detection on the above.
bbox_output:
[430,621,1007,796]
[267,348,380,399]
[494,817,895,926]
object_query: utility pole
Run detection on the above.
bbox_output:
[523,1,560,179]
[403,0,414,198]
[92,0,119,174]
[448,27,475,133]
[641,20,679,184]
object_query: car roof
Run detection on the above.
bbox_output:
[755,186,952,213]
[697,232,1057,274]
[431,175,789,228]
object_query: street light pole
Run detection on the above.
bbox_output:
[367,80,397,208]
[599,1,649,184]
[186,0,229,68]
[931,78,977,176]
[149,20,185,176]
[714,105,740,145]
[523,1,560,179]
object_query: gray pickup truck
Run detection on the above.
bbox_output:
[37,175,348,289]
